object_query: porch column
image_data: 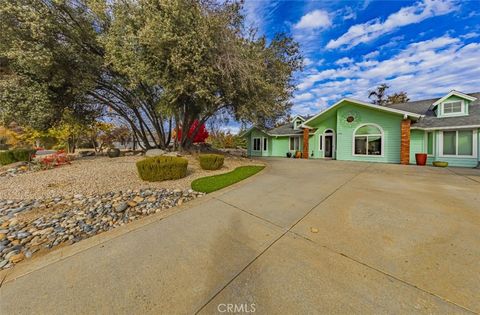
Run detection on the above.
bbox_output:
[400,119,411,165]
[302,128,309,159]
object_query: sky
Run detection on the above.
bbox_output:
[240,0,480,119]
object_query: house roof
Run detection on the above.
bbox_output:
[268,123,304,135]
[387,92,480,129]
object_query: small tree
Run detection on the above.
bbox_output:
[386,92,409,104]
[368,84,390,105]
[369,84,409,106]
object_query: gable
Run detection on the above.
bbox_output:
[303,98,421,128]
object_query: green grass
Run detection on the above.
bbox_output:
[191,165,265,193]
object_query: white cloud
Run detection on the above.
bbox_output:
[326,0,459,49]
[294,10,332,30]
[294,92,314,102]
[342,7,357,20]
[335,57,354,65]
[242,0,280,33]
[293,35,480,114]
[303,57,314,67]
[460,32,480,39]
[363,50,379,59]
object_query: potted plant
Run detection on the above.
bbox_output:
[433,161,448,167]
[286,152,292,158]
[107,147,121,158]
[415,153,427,166]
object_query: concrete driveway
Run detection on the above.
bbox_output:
[1,158,479,314]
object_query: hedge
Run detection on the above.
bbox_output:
[136,156,188,182]
[0,149,36,166]
[12,149,36,162]
[198,154,224,170]
[0,151,16,166]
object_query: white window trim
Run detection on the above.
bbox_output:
[262,137,268,151]
[424,131,435,157]
[441,100,467,117]
[318,134,323,151]
[252,137,261,151]
[289,136,301,151]
[439,130,477,158]
[352,123,384,157]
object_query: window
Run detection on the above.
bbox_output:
[441,130,476,157]
[426,132,434,155]
[252,138,261,151]
[353,124,383,156]
[263,137,268,151]
[442,101,464,115]
[289,136,300,151]
[319,135,323,151]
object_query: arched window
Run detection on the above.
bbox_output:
[353,124,383,156]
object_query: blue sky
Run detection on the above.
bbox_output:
[241,0,480,119]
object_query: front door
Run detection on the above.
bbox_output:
[324,135,333,158]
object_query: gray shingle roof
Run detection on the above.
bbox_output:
[268,122,303,135]
[267,115,314,135]
[386,92,480,129]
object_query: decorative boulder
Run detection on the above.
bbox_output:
[145,149,166,157]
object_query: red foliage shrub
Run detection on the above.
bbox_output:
[177,120,209,143]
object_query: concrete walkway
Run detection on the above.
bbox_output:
[1,158,479,314]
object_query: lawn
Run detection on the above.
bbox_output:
[191,165,265,193]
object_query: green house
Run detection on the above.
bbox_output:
[243,90,480,168]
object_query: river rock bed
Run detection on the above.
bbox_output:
[0,188,204,270]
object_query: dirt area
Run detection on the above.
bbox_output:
[0,154,263,200]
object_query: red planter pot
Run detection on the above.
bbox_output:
[415,153,427,166]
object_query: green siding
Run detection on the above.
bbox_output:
[409,130,426,164]
[409,129,479,167]
[247,129,270,157]
[306,112,337,159]
[335,103,403,163]
[270,136,290,157]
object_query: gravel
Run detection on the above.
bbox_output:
[0,188,204,269]
[0,155,262,200]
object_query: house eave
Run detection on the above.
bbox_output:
[432,90,478,106]
[303,98,422,127]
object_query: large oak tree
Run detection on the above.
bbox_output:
[0,0,302,149]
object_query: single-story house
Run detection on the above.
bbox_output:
[242,90,480,167]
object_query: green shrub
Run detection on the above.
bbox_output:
[136,156,188,182]
[0,151,16,166]
[12,148,36,162]
[199,154,224,170]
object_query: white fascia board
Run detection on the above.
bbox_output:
[302,98,422,127]
[432,90,478,106]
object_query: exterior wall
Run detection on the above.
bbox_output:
[307,114,337,159]
[270,137,290,157]
[335,103,403,163]
[409,130,426,164]
[247,129,270,157]
[410,128,479,167]
[431,129,478,167]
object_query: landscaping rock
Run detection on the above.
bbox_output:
[0,188,205,270]
[145,149,166,157]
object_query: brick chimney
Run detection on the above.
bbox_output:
[303,128,309,159]
[400,119,411,165]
